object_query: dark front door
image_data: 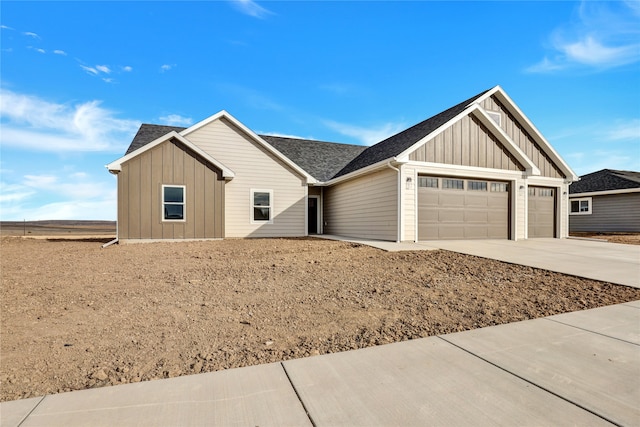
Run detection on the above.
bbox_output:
[308,197,318,234]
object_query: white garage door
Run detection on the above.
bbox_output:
[528,186,555,238]
[418,176,510,240]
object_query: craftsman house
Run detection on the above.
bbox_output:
[569,169,640,233]
[106,85,578,242]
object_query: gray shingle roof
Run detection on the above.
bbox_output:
[332,89,490,178]
[126,124,186,155]
[259,135,367,182]
[570,169,640,194]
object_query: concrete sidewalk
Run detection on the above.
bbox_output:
[3,301,639,426]
[317,236,640,288]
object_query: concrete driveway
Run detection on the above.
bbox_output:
[418,238,640,288]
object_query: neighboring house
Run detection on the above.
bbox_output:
[106,85,578,243]
[569,169,640,233]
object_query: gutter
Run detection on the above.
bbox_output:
[386,161,402,243]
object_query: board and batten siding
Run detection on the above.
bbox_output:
[118,139,225,240]
[481,96,565,179]
[408,115,525,172]
[570,193,640,232]
[324,168,398,241]
[186,118,307,238]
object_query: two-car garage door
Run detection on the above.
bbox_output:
[418,176,510,240]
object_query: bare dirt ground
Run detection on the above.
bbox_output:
[2,236,639,402]
[570,232,640,245]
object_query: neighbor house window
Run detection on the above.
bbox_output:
[252,190,273,223]
[418,177,438,188]
[468,180,487,191]
[570,197,592,215]
[163,185,185,221]
[443,179,464,190]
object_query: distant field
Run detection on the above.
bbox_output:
[0,220,116,237]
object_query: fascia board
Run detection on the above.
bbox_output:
[324,158,402,186]
[106,131,235,179]
[180,110,317,184]
[470,105,540,176]
[570,188,640,197]
[492,89,579,181]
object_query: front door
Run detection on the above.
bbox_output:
[308,196,318,234]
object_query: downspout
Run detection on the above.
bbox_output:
[102,168,119,248]
[386,161,401,243]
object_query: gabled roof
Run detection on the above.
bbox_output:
[332,89,490,178]
[107,131,235,179]
[126,124,185,155]
[570,169,640,194]
[260,135,367,182]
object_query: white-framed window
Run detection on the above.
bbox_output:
[443,178,464,190]
[491,182,509,192]
[570,197,592,215]
[162,185,186,221]
[486,110,502,127]
[251,189,273,223]
[418,177,438,188]
[468,180,487,191]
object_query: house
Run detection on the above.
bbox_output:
[106,85,578,243]
[569,169,640,233]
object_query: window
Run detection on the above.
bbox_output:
[252,190,273,223]
[418,177,438,188]
[442,179,464,190]
[163,185,185,221]
[538,188,554,197]
[491,182,509,192]
[570,197,592,215]
[528,187,535,196]
[487,111,502,127]
[468,180,487,191]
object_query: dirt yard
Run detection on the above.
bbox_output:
[570,232,640,245]
[2,237,639,402]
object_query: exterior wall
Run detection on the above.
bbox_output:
[409,115,525,172]
[324,168,398,241]
[118,139,225,240]
[481,96,565,178]
[570,193,640,232]
[185,118,307,238]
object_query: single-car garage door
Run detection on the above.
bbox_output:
[418,176,510,240]
[528,186,555,237]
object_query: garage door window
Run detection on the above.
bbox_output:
[491,183,508,192]
[468,181,487,191]
[418,177,438,188]
[443,179,464,190]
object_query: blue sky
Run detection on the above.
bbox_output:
[1,0,639,221]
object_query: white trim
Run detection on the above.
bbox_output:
[404,160,526,180]
[180,110,317,184]
[323,157,406,186]
[569,187,640,197]
[570,197,592,215]
[162,184,186,222]
[250,189,274,224]
[107,131,235,179]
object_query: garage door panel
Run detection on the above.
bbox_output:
[528,187,555,238]
[418,177,509,240]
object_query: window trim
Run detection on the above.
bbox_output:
[162,184,186,222]
[570,197,592,215]
[251,189,274,224]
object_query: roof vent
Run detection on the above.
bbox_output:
[486,111,502,127]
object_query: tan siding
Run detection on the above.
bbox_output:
[409,116,525,172]
[481,96,565,178]
[117,139,225,240]
[186,118,306,238]
[324,169,398,241]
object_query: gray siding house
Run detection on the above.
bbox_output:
[107,86,578,243]
[569,169,640,233]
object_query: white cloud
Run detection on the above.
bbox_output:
[0,89,140,152]
[23,31,40,39]
[323,119,406,146]
[527,1,640,72]
[1,25,15,30]
[80,65,99,75]
[122,65,133,72]
[230,0,274,19]
[159,114,193,127]
[605,119,640,141]
[96,65,111,74]
[53,49,67,56]
[160,64,175,72]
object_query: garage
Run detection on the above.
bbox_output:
[418,176,510,240]
[528,186,556,237]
